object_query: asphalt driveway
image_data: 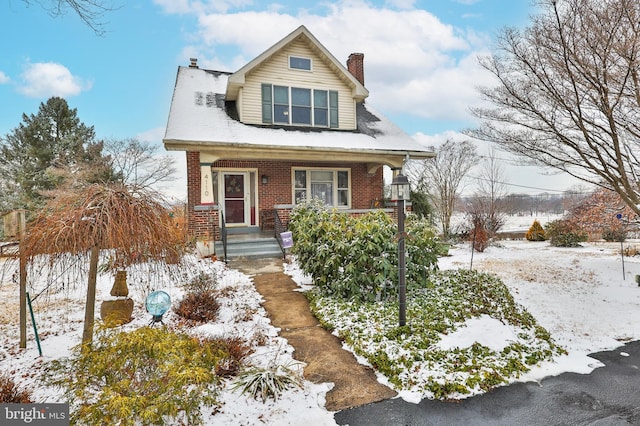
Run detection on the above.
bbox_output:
[334,340,640,425]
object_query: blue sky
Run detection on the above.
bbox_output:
[1,0,584,199]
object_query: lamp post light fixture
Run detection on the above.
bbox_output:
[390,173,410,327]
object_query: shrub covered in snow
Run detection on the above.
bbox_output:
[307,268,564,399]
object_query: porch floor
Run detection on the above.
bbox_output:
[224,227,276,240]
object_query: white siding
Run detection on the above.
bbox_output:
[240,39,357,129]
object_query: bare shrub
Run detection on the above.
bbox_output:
[174,291,220,322]
[182,271,219,294]
[0,373,32,403]
[210,336,253,377]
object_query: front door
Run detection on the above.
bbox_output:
[222,172,250,226]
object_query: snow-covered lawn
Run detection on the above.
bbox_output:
[2,229,640,424]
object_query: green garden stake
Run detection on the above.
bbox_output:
[26,292,42,356]
[616,213,625,280]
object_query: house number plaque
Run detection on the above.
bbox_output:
[200,165,214,204]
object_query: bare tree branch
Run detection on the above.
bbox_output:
[467,0,640,217]
[468,148,509,236]
[406,139,479,239]
[22,0,116,35]
[103,138,177,191]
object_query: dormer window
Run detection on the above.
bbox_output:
[262,84,338,128]
[289,56,312,71]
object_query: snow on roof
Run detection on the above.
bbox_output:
[163,66,433,158]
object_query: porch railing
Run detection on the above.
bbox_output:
[220,211,228,264]
[273,210,288,259]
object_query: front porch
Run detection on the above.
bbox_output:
[195,204,400,262]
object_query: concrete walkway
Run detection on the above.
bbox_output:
[233,258,396,412]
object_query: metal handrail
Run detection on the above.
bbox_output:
[220,211,228,263]
[273,210,288,259]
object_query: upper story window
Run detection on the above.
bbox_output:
[289,56,312,71]
[262,84,338,128]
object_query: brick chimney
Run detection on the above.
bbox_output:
[189,58,198,68]
[346,53,365,86]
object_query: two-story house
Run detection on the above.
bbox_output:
[163,25,434,256]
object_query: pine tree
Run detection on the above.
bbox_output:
[0,97,115,209]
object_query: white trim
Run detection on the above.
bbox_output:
[214,168,259,228]
[269,85,332,128]
[288,55,312,71]
[292,167,351,208]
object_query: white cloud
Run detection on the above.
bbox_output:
[454,0,480,5]
[153,0,195,14]
[136,126,166,144]
[153,0,252,15]
[0,71,10,84]
[163,0,491,125]
[18,62,91,98]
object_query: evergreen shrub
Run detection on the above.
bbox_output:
[545,220,588,247]
[289,200,439,302]
[44,326,240,425]
[525,220,546,241]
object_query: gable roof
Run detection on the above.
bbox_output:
[163,67,433,169]
[225,25,368,102]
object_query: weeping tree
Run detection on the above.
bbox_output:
[468,0,640,219]
[20,183,184,346]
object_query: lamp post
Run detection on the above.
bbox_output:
[390,173,410,327]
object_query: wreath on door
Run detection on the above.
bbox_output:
[226,177,242,195]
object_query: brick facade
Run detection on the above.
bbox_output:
[185,151,386,240]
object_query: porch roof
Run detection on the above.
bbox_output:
[163,66,434,169]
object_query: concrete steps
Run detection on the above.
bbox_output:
[214,228,283,260]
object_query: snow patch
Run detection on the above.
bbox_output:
[436,315,518,352]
